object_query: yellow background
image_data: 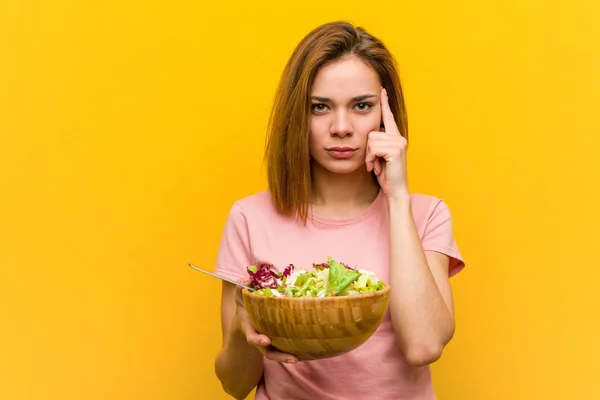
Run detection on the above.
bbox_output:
[2,0,599,399]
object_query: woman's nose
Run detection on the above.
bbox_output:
[330,112,353,137]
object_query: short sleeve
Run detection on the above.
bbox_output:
[214,202,253,281]
[421,199,465,277]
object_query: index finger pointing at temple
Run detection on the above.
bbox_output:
[380,87,399,135]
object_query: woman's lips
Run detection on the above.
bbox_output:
[326,147,356,159]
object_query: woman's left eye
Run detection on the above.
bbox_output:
[355,102,373,111]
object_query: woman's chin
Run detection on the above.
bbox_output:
[314,161,366,175]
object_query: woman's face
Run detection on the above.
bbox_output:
[309,56,383,175]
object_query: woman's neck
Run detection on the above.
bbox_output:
[309,163,380,219]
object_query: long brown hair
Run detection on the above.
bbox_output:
[264,21,408,224]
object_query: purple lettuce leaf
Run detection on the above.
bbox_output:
[247,263,280,289]
[312,260,355,271]
[282,264,295,278]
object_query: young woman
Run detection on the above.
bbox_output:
[213,21,465,400]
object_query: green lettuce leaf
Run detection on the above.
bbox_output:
[295,277,315,297]
[327,256,360,295]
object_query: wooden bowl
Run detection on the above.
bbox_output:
[241,284,391,360]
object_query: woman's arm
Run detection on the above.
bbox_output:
[387,192,455,367]
[366,88,456,367]
[214,281,264,399]
[215,281,300,399]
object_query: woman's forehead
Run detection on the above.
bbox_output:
[311,58,380,99]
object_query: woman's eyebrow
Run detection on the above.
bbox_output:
[310,94,378,102]
[351,94,377,101]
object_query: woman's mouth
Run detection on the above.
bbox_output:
[326,146,357,159]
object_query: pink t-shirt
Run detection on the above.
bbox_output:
[215,189,465,400]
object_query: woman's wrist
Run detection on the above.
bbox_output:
[386,187,411,210]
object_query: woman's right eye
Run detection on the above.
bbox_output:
[311,103,328,113]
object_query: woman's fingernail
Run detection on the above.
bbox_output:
[259,340,267,346]
[286,359,297,364]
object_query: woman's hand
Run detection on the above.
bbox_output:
[365,87,409,199]
[234,278,300,364]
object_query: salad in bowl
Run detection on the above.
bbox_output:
[246,256,385,298]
